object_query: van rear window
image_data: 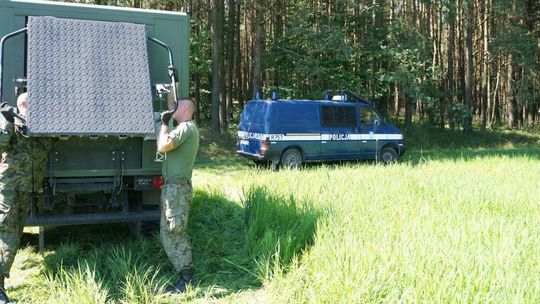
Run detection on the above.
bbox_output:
[241,102,268,126]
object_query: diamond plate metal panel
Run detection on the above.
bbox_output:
[26,16,155,136]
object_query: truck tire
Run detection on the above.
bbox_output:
[281,148,303,169]
[379,147,398,164]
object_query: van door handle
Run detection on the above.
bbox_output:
[321,141,327,144]
[362,140,367,143]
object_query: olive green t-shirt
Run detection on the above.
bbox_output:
[162,120,199,180]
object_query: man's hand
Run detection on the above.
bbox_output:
[157,111,175,153]
[161,110,173,126]
[15,124,27,136]
[0,102,16,123]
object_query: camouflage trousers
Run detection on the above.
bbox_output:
[160,180,192,272]
[0,187,31,277]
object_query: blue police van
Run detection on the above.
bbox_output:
[236,92,405,169]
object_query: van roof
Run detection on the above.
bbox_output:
[247,99,372,107]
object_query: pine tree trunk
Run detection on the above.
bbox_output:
[486,0,494,127]
[405,94,413,127]
[244,7,252,100]
[235,1,244,110]
[225,0,236,123]
[525,0,538,127]
[507,54,516,128]
[458,0,465,123]
[488,58,501,128]
[529,104,537,127]
[480,0,489,129]
[447,0,456,130]
[437,3,445,128]
[211,0,224,134]
[393,84,400,120]
[251,1,264,99]
[463,0,474,132]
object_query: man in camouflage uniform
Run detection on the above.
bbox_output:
[0,93,53,303]
[157,97,199,293]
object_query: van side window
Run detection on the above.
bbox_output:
[275,104,319,131]
[359,107,379,126]
[322,106,356,128]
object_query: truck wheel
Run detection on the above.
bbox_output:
[379,147,398,164]
[281,148,303,169]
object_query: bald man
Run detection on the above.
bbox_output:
[157,97,199,293]
[0,93,53,303]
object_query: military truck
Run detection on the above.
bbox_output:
[0,0,189,248]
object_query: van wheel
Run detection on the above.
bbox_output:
[379,147,398,164]
[281,149,303,169]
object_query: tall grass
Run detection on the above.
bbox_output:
[263,157,540,303]
[6,128,540,303]
[243,187,320,279]
[24,262,109,304]
[12,239,173,303]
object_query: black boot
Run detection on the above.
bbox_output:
[165,267,194,293]
[0,276,10,304]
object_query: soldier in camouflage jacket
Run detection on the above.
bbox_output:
[0,93,53,304]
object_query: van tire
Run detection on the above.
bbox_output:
[281,148,303,169]
[379,147,398,164]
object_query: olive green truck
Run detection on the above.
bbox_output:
[0,0,189,246]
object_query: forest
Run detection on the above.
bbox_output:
[61,0,539,134]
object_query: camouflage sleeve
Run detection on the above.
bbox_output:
[0,116,14,151]
[14,117,27,136]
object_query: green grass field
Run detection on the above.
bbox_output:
[7,126,540,303]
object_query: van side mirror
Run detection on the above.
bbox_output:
[374,119,381,126]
